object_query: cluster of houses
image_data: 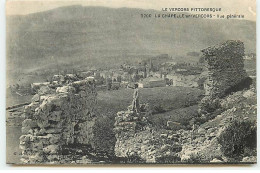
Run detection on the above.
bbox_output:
[77,59,204,90]
[29,58,205,92]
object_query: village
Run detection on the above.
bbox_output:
[8,51,256,104]
[25,54,205,95]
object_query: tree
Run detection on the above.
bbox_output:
[144,68,147,78]
[199,56,205,63]
[106,77,112,90]
[218,120,257,160]
[117,75,122,83]
[93,116,116,156]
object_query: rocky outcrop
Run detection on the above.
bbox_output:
[179,88,257,163]
[20,78,98,164]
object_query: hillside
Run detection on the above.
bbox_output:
[7,6,256,85]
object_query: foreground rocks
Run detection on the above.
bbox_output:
[114,96,182,163]
[179,87,257,163]
[20,78,101,164]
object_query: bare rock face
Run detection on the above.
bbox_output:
[20,78,98,164]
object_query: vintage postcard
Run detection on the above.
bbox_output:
[6,0,256,165]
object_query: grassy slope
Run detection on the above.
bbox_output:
[96,87,203,119]
[149,105,198,130]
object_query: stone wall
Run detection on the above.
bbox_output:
[201,40,248,98]
[20,78,98,164]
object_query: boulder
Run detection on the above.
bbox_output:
[38,86,53,95]
[210,158,223,163]
[194,137,206,143]
[72,80,87,88]
[207,128,215,134]
[48,111,62,122]
[22,119,38,129]
[65,74,78,82]
[86,76,95,82]
[167,121,181,130]
[160,134,168,138]
[31,94,40,102]
[19,134,33,143]
[31,82,50,92]
[43,145,60,154]
[37,119,49,129]
[243,90,255,98]
[198,128,206,134]
[241,156,257,163]
[52,75,65,83]
[56,86,75,93]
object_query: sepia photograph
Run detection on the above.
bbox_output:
[5,0,257,165]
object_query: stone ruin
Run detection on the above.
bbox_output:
[199,40,251,115]
[114,89,182,163]
[202,40,249,98]
[20,76,99,164]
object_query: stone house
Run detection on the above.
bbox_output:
[138,77,166,88]
[166,74,199,88]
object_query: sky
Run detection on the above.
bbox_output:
[6,0,256,21]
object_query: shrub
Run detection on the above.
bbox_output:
[92,116,116,156]
[149,115,167,130]
[198,96,221,115]
[224,77,252,96]
[153,105,166,113]
[217,120,256,160]
[198,97,223,123]
[125,152,146,163]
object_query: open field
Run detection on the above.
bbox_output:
[96,86,203,119]
[149,105,198,130]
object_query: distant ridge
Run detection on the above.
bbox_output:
[6,6,256,71]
